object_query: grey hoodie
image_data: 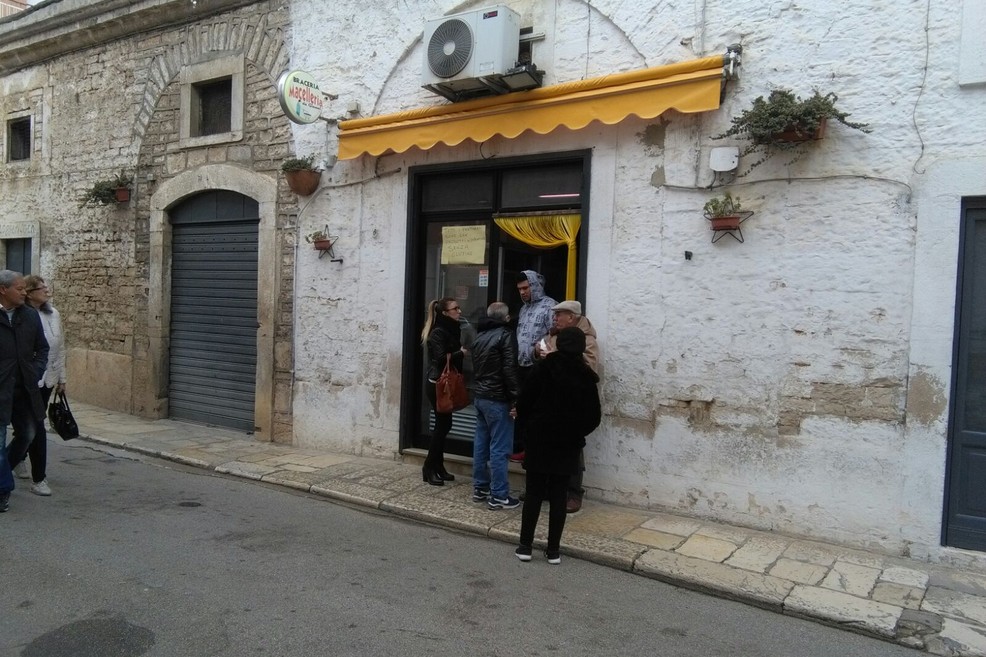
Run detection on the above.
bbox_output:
[516,270,557,367]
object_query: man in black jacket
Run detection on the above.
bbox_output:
[470,302,521,510]
[0,270,49,513]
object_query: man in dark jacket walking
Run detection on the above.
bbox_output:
[0,270,49,513]
[470,302,521,510]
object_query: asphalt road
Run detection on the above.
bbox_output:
[1,439,919,657]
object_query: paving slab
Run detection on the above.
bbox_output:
[675,534,738,563]
[215,460,281,480]
[923,587,986,626]
[821,560,882,597]
[623,527,687,551]
[635,548,794,610]
[784,585,903,638]
[725,535,790,573]
[381,490,511,536]
[925,618,986,657]
[770,558,830,585]
[873,581,926,610]
[883,565,931,589]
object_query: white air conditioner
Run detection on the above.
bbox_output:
[421,5,521,100]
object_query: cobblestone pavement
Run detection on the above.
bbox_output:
[66,402,986,657]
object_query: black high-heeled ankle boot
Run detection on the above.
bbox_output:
[422,466,444,486]
[437,466,455,482]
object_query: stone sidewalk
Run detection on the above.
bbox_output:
[68,402,986,656]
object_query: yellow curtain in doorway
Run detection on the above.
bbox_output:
[494,213,581,300]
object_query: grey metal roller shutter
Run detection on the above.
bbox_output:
[169,191,259,431]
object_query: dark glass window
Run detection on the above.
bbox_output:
[7,117,30,162]
[500,163,582,209]
[192,78,232,136]
[5,238,31,273]
[421,172,495,213]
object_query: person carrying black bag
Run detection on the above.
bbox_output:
[0,270,49,514]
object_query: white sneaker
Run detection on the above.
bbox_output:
[13,462,30,479]
[31,479,52,496]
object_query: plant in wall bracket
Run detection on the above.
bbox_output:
[282,154,321,196]
[78,170,134,208]
[714,89,870,174]
[703,192,753,243]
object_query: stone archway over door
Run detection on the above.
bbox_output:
[169,191,259,431]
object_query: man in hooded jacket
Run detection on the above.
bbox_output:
[511,271,556,460]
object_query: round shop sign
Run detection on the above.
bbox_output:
[277,69,324,124]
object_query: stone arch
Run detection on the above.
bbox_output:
[133,15,289,142]
[146,164,279,440]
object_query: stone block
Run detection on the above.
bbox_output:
[725,535,790,574]
[783,541,839,566]
[623,528,686,551]
[881,565,930,589]
[770,558,830,585]
[635,549,794,610]
[640,513,703,536]
[923,586,986,626]
[675,534,738,563]
[873,581,926,609]
[820,560,882,597]
[924,618,986,657]
[784,585,903,638]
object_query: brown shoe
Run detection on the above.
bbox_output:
[565,494,582,514]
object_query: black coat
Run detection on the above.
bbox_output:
[517,352,601,475]
[426,313,463,382]
[0,304,49,423]
[470,317,521,403]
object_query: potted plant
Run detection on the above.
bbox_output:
[703,193,744,231]
[305,229,335,251]
[282,154,321,195]
[714,89,870,173]
[112,170,133,203]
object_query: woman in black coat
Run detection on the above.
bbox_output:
[420,297,465,486]
[514,327,601,564]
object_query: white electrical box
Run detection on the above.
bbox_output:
[710,147,740,172]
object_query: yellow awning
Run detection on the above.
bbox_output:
[338,55,724,160]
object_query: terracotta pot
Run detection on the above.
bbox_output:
[312,238,333,250]
[776,117,827,143]
[709,215,742,231]
[114,187,131,203]
[285,169,320,195]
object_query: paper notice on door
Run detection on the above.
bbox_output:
[478,269,489,287]
[441,225,486,265]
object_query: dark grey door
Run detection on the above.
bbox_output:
[169,191,259,432]
[946,197,986,551]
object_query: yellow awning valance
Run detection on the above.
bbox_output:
[338,55,724,160]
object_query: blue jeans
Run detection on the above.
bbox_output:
[472,397,514,499]
[0,423,12,494]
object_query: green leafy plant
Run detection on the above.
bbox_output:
[703,193,742,218]
[78,170,134,208]
[78,180,118,208]
[112,169,133,188]
[714,90,870,173]
[305,229,329,244]
[282,154,318,171]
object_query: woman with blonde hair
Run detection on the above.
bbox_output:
[420,297,465,486]
[12,275,65,496]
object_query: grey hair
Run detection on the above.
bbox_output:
[487,301,509,322]
[0,270,22,288]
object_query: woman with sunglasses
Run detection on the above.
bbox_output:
[420,297,466,486]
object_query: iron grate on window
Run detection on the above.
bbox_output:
[193,78,232,137]
[7,117,30,162]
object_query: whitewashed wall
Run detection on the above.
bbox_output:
[288,0,986,560]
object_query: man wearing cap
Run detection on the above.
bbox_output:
[534,299,599,513]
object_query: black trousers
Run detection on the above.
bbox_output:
[6,386,39,474]
[519,471,570,552]
[22,386,53,483]
[513,365,532,452]
[424,384,452,470]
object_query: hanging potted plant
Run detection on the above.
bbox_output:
[282,154,321,196]
[703,193,744,231]
[78,170,135,208]
[305,229,335,252]
[112,170,133,203]
[714,89,870,174]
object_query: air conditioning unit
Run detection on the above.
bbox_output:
[421,5,521,101]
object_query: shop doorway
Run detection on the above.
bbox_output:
[403,152,589,458]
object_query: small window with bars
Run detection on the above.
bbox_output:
[7,117,30,162]
[191,78,232,137]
